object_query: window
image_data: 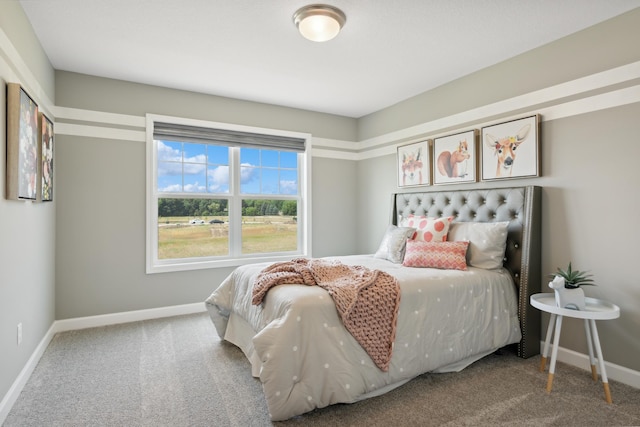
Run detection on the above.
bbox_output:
[146,115,311,273]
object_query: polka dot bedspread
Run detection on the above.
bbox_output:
[205,254,521,421]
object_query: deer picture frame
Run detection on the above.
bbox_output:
[481,114,540,181]
[433,129,477,185]
[397,140,430,187]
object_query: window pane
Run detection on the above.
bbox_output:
[240,148,259,165]
[183,143,207,163]
[182,143,207,193]
[157,140,184,191]
[280,151,297,168]
[241,199,297,254]
[240,148,298,196]
[183,167,207,192]
[240,165,260,194]
[279,169,298,195]
[261,149,279,167]
[260,169,279,194]
[208,165,229,193]
[157,171,183,192]
[157,140,183,162]
[157,198,229,259]
[207,145,228,165]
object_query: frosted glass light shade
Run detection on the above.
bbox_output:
[293,5,346,42]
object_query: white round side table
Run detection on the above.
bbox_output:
[530,293,620,404]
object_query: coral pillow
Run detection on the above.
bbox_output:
[402,240,469,270]
[400,215,453,242]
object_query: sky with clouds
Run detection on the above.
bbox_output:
[157,141,298,195]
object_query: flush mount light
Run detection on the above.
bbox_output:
[293,4,346,42]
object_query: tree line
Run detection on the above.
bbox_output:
[158,198,297,217]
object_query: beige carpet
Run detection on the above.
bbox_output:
[4,312,640,426]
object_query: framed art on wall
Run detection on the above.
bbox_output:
[397,140,430,187]
[481,114,540,181]
[6,83,39,200]
[433,129,477,185]
[40,113,54,201]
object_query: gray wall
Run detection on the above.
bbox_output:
[356,8,640,372]
[0,0,56,406]
[54,71,357,141]
[53,73,359,319]
[357,8,640,141]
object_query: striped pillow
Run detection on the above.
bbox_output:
[402,240,469,270]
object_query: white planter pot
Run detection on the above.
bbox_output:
[548,275,586,310]
[553,286,586,310]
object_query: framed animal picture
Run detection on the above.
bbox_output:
[397,140,430,187]
[433,129,477,185]
[6,83,39,201]
[39,113,54,202]
[481,114,540,181]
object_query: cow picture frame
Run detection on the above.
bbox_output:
[433,129,477,185]
[397,140,430,187]
[481,114,540,181]
[6,83,39,200]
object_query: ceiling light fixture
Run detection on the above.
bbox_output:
[293,4,346,42]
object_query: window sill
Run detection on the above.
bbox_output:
[146,253,309,274]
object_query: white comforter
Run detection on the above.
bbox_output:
[205,255,521,421]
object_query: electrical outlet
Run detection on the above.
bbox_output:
[17,322,22,346]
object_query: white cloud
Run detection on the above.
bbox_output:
[280,180,297,194]
[183,163,206,175]
[184,153,207,164]
[240,163,257,183]
[157,141,181,162]
[207,165,229,192]
[159,183,182,192]
[184,182,206,192]
[209,165,229,184]
[157,141,207,176]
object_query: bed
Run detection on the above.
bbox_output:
[205,185,541,421]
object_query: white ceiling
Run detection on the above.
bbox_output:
[18,1,640,118]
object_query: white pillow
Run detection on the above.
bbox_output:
[447,222,509,269]
[374,225,416,263]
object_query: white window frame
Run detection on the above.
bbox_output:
[146,114,312,274]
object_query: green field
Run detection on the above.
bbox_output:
[158,216,297,259]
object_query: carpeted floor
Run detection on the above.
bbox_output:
[4,312,640,426]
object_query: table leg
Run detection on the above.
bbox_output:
[540,313,556,372]
[546,314,563,393]
[589,319,612,404]
[584,319,598,381]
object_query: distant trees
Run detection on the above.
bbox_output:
[282,200,297,216]
[158,198,228,217]
[158,198,297,218]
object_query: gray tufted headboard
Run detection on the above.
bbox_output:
[392,186,542,358]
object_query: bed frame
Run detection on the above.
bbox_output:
[391,186,542,358]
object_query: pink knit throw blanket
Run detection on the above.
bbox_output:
[252,258,400,371]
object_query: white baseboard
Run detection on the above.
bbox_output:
[0,302,207,425]
[541,341,640,390]
[0,322,56,425]
[53,302,207,333]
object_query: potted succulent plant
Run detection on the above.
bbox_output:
[552,262,595,288]
[548,262,595,310]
